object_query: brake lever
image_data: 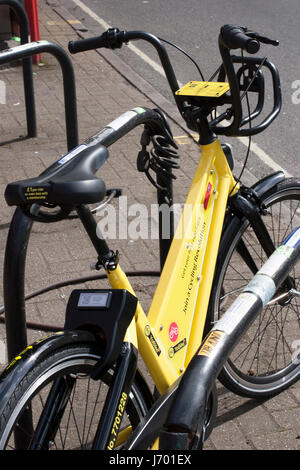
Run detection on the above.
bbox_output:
[247,31,279,47]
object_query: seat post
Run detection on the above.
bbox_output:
[76,204,111,259]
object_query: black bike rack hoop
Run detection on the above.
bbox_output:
[0,39,78,150]
[0,0,36,138]
[2,39,78,361]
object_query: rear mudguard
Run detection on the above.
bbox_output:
[0,330,96,414]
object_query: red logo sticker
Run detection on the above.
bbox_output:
[169,322,179,342]
[204,182,212,210]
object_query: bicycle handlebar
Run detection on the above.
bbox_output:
[68,25,281,138]
[69,28,123,54]
[216,25,280,136]
[69,29,181,105]
[220,24,260,53]
[68,34,107,54]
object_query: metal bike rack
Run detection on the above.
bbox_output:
[0,0,37,138]
[1,39,78,361]
[0,40,78,150]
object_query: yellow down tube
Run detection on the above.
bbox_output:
[147,139,238,375]
[106,265,178,393]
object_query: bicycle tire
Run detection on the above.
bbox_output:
[208,177,300,398]
[0,333,150,450]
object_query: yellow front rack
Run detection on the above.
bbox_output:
[175,81,230,98]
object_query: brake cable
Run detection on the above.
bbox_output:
[240,56,267,101]
[158,36,205,81]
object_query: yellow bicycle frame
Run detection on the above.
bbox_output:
[107,138,238,395]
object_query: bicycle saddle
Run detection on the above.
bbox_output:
[5,144,108,208]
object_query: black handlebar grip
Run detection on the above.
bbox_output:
[68,28,125,54]
[68,35,107,54]
[221,24,260,54]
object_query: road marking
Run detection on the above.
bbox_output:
[238,137,291,176]
[70,0,167,76]
[70,0,291,177]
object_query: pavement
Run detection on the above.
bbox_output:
[0,0,299,450]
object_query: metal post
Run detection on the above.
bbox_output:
[0,0,37,137]
[24,0,42,65]
[2,40,78,361]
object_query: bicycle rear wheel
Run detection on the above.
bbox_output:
[0,334,150,450]
[208,177,300,398]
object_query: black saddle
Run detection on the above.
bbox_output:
[5,144,108,209]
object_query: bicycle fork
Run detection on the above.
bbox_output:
[229,187,276,259]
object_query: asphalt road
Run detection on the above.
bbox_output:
[64,0,300,180]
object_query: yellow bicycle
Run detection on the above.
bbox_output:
[0,24,299,450]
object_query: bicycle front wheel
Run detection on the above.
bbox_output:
[208,177,300,398]
[0,334,150,450]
